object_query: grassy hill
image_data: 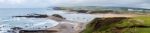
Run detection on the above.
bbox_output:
[82,15,150,33]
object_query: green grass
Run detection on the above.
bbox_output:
[133,16,150,26]
[127,16,150,33]
[118,16,150,33]
[115,16,150,33]
[135,28,150,33]
[82,16,150,33]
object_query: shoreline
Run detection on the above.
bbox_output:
[46,13,133,33]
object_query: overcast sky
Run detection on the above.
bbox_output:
[0,0,150,8]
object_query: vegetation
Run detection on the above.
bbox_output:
[129,16,150,33]
[53,6,150,33]
[82,16,150,33]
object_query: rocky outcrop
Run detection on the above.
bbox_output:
[19,30,58,33]
[13,14,48,18]
[52,14,65,19]
[87,10,114,14]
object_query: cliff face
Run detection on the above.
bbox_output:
[82,17,129,33]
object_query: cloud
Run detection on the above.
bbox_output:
[49,0,150,8]
[9,0,26,4]
[0,0,5,3]
[0,0,26,4]
[138,3,150,9]
[0,0,150,8]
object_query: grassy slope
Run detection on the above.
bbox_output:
[129,16,150,33]
[117,16,150,33]
[83,16,150,33]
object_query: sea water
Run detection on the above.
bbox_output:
[0,8,48,17]
[0,8,96,33]
[0,8,60,33]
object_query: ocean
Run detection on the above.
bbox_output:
[0,8,48,17]
[0,8,96,33]
[0,8,61,33]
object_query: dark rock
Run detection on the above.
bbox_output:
[76,10,88,13]
[11,27,23,30]
[13,14,48,18]
[53,7,65,10]
[52,14,65,19]
[19,30,58,33]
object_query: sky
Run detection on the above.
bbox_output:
[0,0,150,8]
